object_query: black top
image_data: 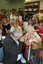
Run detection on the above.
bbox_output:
[0,39,2,48]
[0,32,6,48]
[0,31,6,48]
[2,24,10,33]
[2,31,6,36]
[3,35,24,64]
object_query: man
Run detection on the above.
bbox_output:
[3,28,28,64]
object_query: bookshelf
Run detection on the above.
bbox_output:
[24,1,40,13]
[18,8,23,13]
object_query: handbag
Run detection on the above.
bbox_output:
[32,41,42,50]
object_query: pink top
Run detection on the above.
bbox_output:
[37,26,43,40]
[37,26,43,34]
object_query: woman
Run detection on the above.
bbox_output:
[2,18,10,35]
[33,17,39,29]
[0,24,6,62]
[16,17,22,27]
[23,20,28,30]
[7,18,10,24]
[37,21,43,43]
[10,12,16,22]
[24,25,42,64]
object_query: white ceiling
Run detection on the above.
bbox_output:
[24,0,43,3]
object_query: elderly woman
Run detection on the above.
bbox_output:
[10,21,22,33]
[24,25,42,64]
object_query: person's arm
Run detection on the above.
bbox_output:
[10,15,13,20]
[19,16,22,22]
[31,33,42,42]
[19,21,22,27]
[3,37,24,55]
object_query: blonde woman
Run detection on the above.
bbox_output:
[2,18,10,35]
[24,25,42,63]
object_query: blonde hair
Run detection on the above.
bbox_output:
[0,24,3,30]
[26,25,35,32]
[10,21,18,25]
[16,17,19,20]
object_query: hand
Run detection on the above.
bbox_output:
[36,24,39,26]
[20,36,24,42]
[12,19,15,20]
[27,35,31,40]
[24,40,29,46]
[34,24,37,26]
[30,42,32,46]
[24,36,28,41]
[31,35,35,39]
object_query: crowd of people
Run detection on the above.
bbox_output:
[0,9,43,64]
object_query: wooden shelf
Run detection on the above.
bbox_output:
[24,1,40,13]
[24,6,29,9]
[29,6,33,8]
[34,5,39,8]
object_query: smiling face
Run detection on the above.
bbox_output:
[35,18,38,22]
[39,22,43,27]
[3,19,7,24]
[28,29,33,35]
[16,18,19,22]
[13,24,17,28]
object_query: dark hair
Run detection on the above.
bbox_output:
[39,20,43,24]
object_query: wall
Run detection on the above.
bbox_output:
[0,0,43,11]
[40,1,43,10]
[0,0,24,11]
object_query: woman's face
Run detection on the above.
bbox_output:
[39,22,43,26]
[13,24,17,28]
[0,29,2,34]
[35,18,38,22]
[7,19,9,22]
[4,20,7,24]
[28,29,33,35]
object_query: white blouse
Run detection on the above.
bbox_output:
[26,32,40,45]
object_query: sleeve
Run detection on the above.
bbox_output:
[2,15,4,18]
[19,16,22,22]
[37,27,40,33]
[10,26,15,33]
[5,13,7,18]
[14,16,16,20]
[3,38,24,55]
[7,24,11,30]
[10,15,12,20]
[19,21,22,27]
[34,32,40,38]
